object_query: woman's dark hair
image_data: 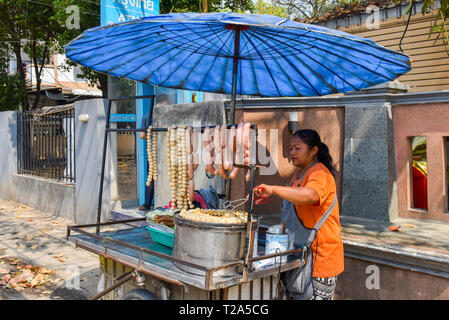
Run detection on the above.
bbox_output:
[292,129,336,175]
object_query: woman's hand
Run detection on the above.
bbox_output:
[254,184,274,205]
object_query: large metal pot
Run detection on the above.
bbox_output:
[172,214,258,277]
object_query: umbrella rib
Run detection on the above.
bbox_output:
[104,26,228,74]
[143,28,233,87]
[67,26,181,62]
[264,29,400,82]
[67,23,164,47]
[241,28,310,60]
[160,24,232,56]
[205,23,233,55]
[173,22,231,56]
[116,45,180,79]
[265,28,409,77]
[241,35,282,96]
[198,31,235,92]
[72,27,229,74]
[68,24,227,59]
[248,55,261,96]
[248,29,325,95]
[252,28,361,91]
[242,30,303,96]
[140,47,195,84]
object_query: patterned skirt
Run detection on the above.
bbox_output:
[311,276,338,300]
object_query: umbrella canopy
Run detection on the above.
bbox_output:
[65,12,411,98]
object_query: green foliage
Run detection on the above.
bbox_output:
[52,0,107,97]
[0,44,25,111]
[250,0,288,17]
[0,0,64,110]
[401,0,449,54]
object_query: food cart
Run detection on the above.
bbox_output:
[66,95,305,300]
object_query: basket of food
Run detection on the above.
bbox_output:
[145,209,175,248]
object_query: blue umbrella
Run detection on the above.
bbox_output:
[65,12,411,122]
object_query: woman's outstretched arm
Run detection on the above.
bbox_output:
[254,184,319,205]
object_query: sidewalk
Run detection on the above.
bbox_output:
[0,199,100,300]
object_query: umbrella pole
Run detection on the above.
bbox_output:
[229,28,241,126]
[226,28,241,201]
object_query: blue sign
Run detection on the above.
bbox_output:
[110,113,137,122]
[101,0,159,26]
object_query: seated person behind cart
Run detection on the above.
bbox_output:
[254,129,344,300]
[138,94,170,211]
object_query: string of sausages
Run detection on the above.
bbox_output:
[203,122,254,181]
[151,123,255,212]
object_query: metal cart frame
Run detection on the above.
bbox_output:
[67,95,305,300]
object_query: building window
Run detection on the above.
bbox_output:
[410,136,428,210]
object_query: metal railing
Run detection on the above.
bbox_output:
[17,108,75,183]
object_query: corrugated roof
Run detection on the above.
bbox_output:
[296,0,414,24]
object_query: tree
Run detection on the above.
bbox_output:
[52,0,108,98]
[0,0,65,110]
[0,42,25,111]
[250,0,288,17]
[271,0,357,20]
[403,0,449,54]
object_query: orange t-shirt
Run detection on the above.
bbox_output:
[290,163,344,278]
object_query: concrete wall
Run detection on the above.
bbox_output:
[11,174,75,221]
[74,98,116,224]
[393,102,449,223]
[341,103,398,221]
[0,111,17,200]
[335,256,449,300]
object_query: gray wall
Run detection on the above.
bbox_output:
[0,111,17,200]
[341,103,398,221]
[74,98,116,224]
[11,174,75,221]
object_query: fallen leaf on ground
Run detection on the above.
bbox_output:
[57,258,65,263]
[41,229,47,233]
[14,269,34,283]
[388,225,401,231]
[2,274,11,283]
[0,268,9,274]
[53,254,64,258]
[27,219,33,222]
[404,223,417,228]
[30,245,38,250]
[39,267,54,274]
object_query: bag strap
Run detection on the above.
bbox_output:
[306,195,337,245]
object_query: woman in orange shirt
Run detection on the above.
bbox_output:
[254,129,344,300]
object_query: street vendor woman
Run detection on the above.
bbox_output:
[254,129,344,300]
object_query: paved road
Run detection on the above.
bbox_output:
[0,199,100,300]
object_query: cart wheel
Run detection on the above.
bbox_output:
[122,289,158,300]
